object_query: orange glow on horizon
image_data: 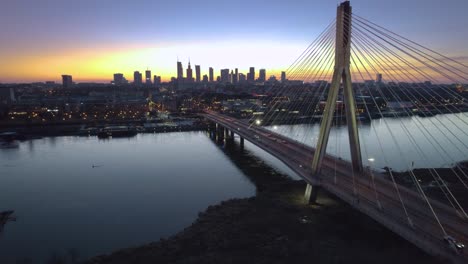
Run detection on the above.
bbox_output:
[0,40,307,83]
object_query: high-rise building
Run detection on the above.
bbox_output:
[195,65,201,82]
[154,75,161,85]
[209,67,214,82]
[145,70,152,84]
[113,73,126,85]
[258,69,266,82]
[202,74,208,83]
[186,62,193,82]
[234,68,238,83]
[281,71,286,83]
[230,70,235,83]
[62,75,73,88]
[134,71,143,85]
[220,69,230,83]
[248,67,255,82]
[376,73,382,84]
[177,61,184,80]
[239,73,246,82]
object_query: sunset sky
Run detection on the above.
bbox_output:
[1,0,467,83]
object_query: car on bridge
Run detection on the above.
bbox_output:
[444,235,465,254]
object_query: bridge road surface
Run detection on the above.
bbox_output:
[203,111,468,264]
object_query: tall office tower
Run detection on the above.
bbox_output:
[113,73,124,85]
[281,71,286,83]
[239,73,246,82]
[154,75,161,85]
[376,73,383,84]
[234,68,238,83]
[258,69,266,82]
[62,75,73,88]
[220,69,230,83]
[195,65,201,82]
[134,71,143,85]
[202,74,208,83]
[248,67,255,82]
[145,70,152,84]
[209,67,214,82]
[186,62,193,82]
[231,70,238,83]
[177,61,184,80]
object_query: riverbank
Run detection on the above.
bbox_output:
[86,176,443,264]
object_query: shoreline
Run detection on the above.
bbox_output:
[85,176,443,264]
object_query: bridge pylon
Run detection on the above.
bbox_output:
[305,1,363,203]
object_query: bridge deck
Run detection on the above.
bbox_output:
[204,111,468,264]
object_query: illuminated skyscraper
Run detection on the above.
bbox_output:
[177,61,184,80]
[209,67,214,82]
[134,71,143,85]
[195,65,201,82]
[62,75,73,88]
[145,70,152,84]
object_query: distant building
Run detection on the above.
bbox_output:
[202,74,208,83]
[113,73,127,85]
[209,67,214,82]
[153,75,161,85]
[186,62,193,82]
[281,71,286,83]
[233,68,238,83]
[376,73,382,84]
[195,65,201,82]
[62,75,73,88]
[134,71,143,85]
[220,69,230,83]
[145,70,152,84]
[177,61,184,80]
[258,69,266,82]
[248,67,255,82]
[239,73,246,82]
[230,70,235,83]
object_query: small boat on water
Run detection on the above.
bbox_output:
[97,126,137,138]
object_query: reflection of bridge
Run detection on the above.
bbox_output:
[203,1,468,262]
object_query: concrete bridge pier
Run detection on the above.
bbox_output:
[304,184,320,204]
[230,130,234,139]
[240,137,244,149]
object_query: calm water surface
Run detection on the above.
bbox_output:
[0,132,263,263]
[2,113,468,263]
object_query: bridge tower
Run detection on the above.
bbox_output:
[305,1,363,203]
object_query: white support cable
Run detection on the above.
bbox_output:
[352,29,468,188]
[351,41,467,221]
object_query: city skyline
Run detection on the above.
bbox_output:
[1,0,468,83]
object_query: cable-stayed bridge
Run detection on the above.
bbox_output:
[204,1,468,263]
